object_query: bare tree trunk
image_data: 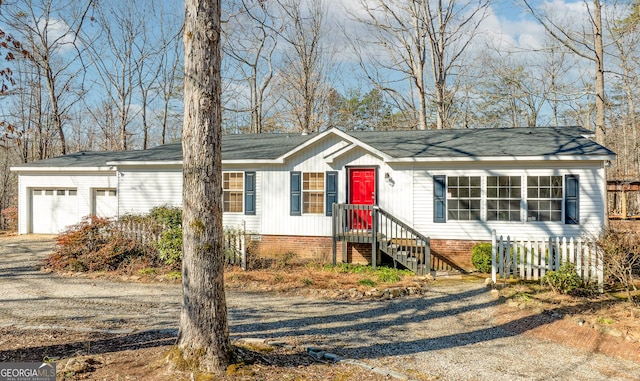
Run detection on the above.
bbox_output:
[43,61,67,154]
[593,0,606,144]
[177,0,233,374]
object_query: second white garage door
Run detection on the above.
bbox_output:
[93,189,118,218]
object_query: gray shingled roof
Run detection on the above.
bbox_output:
[12,126,614,168]
[348,126,614,158]
[14,149,135,168]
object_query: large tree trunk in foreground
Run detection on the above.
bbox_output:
[177,0,233,373]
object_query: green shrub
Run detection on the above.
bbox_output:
[542,263,584,295]
[156,227,183,267]
[148,205,182,229]
[472,243,493,273]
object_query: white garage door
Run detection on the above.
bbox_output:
[31,189,79,234]
[94,189,118,218]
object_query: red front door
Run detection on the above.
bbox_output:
[349,168,376,229]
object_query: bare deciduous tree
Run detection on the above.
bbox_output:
[83,1,158,150]
[604,2,640,178]
[157,25,183,145]
[276,0,331,133]
[351,0,490,130]
[523,0,606,143]
[1,0,92,154]
[223,0,278,134]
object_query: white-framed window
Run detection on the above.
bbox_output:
[435,174,577,225]
[303,172,324,214]
[527,175,563,221]
[487,176,521,221]
[223,172,244,213]
[34,189,77,196]
[95,189,116,197]
[447,176,481,221]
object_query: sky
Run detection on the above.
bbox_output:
[1,0,622,144]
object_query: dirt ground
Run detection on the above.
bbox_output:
[1,233,639,380]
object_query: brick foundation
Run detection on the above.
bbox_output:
[250,235,335,263]
[249,234,482,271]
[343,243,382,265]
[430,239,486,272]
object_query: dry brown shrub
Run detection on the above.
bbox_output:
[46,217,157,272]
[598,228,640,305]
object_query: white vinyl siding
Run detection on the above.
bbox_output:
[117,166,182,215]
[14,131,608,244]
[118,166,261,232]
[413,163,606,241]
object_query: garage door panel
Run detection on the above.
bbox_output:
[94,189,117,218]
[31,189,79,234]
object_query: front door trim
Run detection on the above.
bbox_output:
[347,166,378,205]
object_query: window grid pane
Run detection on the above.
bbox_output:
[487,176,521,221]
[447,176,481,221]
[303,172,324,214]
[526,176,562,221]
[223,172,244,213]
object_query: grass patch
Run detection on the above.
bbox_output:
[138,267,157,275]
[357,278,377,287]
[166,271,182,280]
[322,263,411,279]
[597,317,614,325]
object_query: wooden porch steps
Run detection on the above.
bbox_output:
[332,204,459,276]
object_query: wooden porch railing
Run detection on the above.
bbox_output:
[332,204,431,275]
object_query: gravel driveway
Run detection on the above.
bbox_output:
[1,235,638,380]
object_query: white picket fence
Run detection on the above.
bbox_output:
[111,220,164,245]
[108,220,247,270]
[491,230,603,292]
[223,223,247,270]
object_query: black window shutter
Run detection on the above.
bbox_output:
[244,171,256,215]
[434,175,446,223]
[290,171,301,216]
[565,174,579,224]
[325,171,338,216]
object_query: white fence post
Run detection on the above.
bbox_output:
[491,230,497,284]
[241,220,247,271]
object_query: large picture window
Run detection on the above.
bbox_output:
[435,174,577,224]
[223,172,244,213]
[527,176,562,221]
[303,172,324,214]
[487,176,521,221]
[447,176,481,220]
